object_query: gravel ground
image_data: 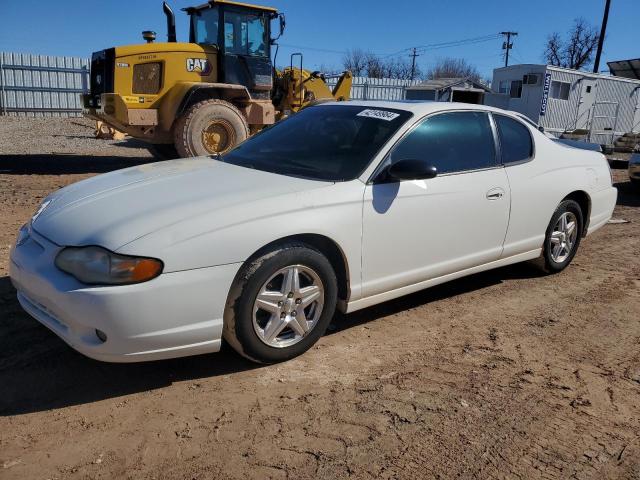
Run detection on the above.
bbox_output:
[1,117,639,479]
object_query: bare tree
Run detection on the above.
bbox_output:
[425,57,481,82]
[342,49,369,77]
[342,49,420,79]
[544,32,563,67]
[543,18,599,70]
[385,57,420,80]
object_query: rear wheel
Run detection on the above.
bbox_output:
[539,199,583,273]
[174,99,249,158]
[223,243,338,364]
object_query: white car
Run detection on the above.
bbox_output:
[10,101,617,364]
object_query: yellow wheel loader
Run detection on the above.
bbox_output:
[82,0,352,159]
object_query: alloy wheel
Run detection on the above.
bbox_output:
[252,265,325,348]
[550,211,578,263]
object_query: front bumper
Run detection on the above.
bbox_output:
[9,226,241,363]
[82,93,159,137]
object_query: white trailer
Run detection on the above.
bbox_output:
[486,64,640,147]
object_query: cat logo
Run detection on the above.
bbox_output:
[186,58,211,76]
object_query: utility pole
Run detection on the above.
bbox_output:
[500,31,518,67]
[593,0,611,73]
[410,48,420,80]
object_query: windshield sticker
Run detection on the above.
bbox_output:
[357,109,401,121]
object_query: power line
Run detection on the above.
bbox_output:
[279,33,502,60]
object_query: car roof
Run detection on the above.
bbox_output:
[319,100,518,117]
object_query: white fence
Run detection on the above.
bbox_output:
[326,76,421,101]
[0,52,90,117]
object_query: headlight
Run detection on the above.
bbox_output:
[55,246,163,285]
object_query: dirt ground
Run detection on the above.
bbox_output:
[1,118,639,480]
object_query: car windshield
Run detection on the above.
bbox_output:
[221,105,412,181]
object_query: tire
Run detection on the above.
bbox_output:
[146,143,179,160]
[539,199,583,273]
[223,243,338,364]
[631,177,640,190]
[173,99,249,158]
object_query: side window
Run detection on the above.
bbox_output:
[390,111,497,174]
[494,115,533,165]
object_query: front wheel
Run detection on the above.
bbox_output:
[173,99,249,158]
[540,199,583,273]
[223,244,338,364]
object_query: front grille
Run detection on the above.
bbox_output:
[132,62,162,94]
[89,48,115,103]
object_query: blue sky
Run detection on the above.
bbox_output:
[1,0,637,78]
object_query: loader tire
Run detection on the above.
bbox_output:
[174,99,249,158]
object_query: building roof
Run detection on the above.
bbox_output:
[494,63,640,85]
[407,77,491,92]
[608,58,640,80]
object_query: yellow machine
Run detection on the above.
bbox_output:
[82,0,352,159]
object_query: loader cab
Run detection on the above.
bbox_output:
[187,0,279,96]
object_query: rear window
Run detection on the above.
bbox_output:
[495,115,533,165]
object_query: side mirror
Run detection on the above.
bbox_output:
[271,13,286,44]
[379,159,438,183]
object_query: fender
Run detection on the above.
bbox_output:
[158,82,252,131]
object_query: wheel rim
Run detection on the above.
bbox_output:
[550,212,578,263]
[201,119,235,154]
[252,265,325,349]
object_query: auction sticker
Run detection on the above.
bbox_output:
[357,109,400,121]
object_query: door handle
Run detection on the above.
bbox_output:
[486,188,505,200]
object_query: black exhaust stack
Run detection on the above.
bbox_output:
[163,2,177,42]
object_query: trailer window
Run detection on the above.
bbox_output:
[550,81,571,100]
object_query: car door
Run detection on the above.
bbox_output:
[361,110,511,299]
[491,113,541,258]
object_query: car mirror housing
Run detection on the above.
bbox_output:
[378,159,438,183]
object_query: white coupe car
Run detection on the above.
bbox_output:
[10,101,617,364]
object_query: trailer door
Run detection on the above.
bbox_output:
[576,79,597,130]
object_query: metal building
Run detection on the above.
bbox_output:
[405,77,491,104]
[486,64,640,146]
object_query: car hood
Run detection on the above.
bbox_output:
[32,157,331,250]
